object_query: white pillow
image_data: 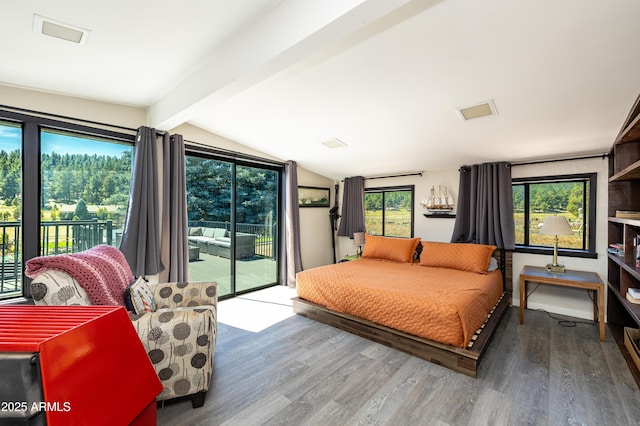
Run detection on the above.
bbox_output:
[487,257,499,272]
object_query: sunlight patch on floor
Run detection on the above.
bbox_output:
[217,286,297,332]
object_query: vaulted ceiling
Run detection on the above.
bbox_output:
[3,0,640,179]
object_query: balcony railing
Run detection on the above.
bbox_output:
[41,219,113,256]
[1,221,21,298]
[0,219,115,298]
[188,220,277,259]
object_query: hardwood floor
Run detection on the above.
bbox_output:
[156,286,640,425]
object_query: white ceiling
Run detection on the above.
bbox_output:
[2,0,640,179]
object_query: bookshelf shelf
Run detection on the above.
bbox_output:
[608,92,640,389]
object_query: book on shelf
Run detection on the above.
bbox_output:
[616,210,640,219]
[608,243,624,256]
[608,248,624,256]
[627,292,640,304]
[629,288,640,299]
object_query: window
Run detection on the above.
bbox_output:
[512,173,596,257]
[0,109,134,300]
[364,186,414,237]
[40,129,132,255]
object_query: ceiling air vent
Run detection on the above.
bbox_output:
[320,138,348,149]
[34,14,91,45]
[455,100,498,121]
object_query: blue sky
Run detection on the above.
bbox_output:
[0,124,131,156]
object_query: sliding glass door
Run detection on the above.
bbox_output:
[185,154,281,298]
[235,165,279,292]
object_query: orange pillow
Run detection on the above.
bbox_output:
[419,242,496,273]
[361,234,420,263]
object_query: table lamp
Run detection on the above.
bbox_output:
[353,232,365,257]
[539,215,573,273]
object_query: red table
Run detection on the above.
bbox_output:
[0,306,162,425]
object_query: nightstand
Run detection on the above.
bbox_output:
[519,265,605,341]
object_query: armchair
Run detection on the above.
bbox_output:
[25,246,217,408]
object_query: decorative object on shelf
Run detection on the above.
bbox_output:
[298,186,330,207]
[353,232,365,257]
[539,215,573,273]
[419,185,454,213]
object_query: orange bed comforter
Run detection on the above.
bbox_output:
[296,258,503,348]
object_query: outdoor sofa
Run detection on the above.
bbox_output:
[188,227,256,259]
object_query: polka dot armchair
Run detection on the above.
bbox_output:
[29,269,217,408]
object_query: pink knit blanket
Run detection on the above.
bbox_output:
[25,245,134,306]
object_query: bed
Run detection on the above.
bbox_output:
[293,236,512,377]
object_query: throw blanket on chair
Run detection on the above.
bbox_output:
[25,245,134,306]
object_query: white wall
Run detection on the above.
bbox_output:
[335,156,608,321]
[295,170,335,269]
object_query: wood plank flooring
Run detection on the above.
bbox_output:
[156,287,640,425]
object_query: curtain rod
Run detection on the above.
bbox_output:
[458,163,510,172]
[458,153,609,171]
[342,172,423,182]
[365,172,422,180]
[511,153,609,167]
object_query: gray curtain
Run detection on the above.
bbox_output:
[159,133,189,283]
[120,126,164,276]
[285,160,303,287]
[451,162,515,249]
[337,176,366,237]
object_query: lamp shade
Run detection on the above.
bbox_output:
[539,215,573,236]
[353,232,365,246]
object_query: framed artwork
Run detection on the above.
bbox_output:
[298,186,330,207]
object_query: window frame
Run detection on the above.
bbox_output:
[364,185,415,238]
[0,108,135,300]
[184,146,284,300]
[512,173,597,259]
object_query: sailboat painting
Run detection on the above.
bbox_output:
[420,185,454,213]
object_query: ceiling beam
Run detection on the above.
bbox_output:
[148,0,423,130]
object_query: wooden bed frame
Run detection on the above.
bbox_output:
[292,250,513,378]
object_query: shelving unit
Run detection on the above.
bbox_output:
[608,92,640,387]
[423,213,456,219]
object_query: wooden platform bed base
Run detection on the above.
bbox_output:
[292,292,511,378]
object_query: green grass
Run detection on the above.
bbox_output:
[515,211,584,248]
[365,209,411,237]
